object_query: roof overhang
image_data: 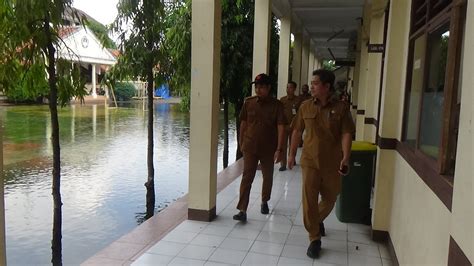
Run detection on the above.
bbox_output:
[272,0,367,61]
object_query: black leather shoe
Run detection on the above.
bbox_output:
[261,202,269,214]
[306,239,321,258]
[233,211,247,222]
[320,222,326,237]
[279,166,287,171]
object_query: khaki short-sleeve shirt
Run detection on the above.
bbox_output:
[292,96,355,175]
[279,95,301,129]
[240,96,287,155]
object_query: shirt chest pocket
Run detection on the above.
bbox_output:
[303,113,318,129]
[328,113,342,135]
[247,111,257,123]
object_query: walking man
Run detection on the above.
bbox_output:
[279,81,300,171]
[233,73,286,222]
[288,69,355,258]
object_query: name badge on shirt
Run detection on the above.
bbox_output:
[292,108,297,115]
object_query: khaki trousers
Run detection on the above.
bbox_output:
[281,128,296,168]
[237,152,274,212]
[302,166,341,241]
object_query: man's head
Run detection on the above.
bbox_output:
[301,84,309,95]
[252,73,271,98]
[311,69,335,99]
[287,81,297,96]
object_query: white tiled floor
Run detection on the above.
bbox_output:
[132,164,394,266]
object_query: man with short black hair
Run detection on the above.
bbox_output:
[233,73,287,222]
[288,69,355,258]
[279,81,300,171]
[300,84,312,102]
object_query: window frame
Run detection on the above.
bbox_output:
[400,0,466,206]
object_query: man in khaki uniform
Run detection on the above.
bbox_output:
[288,69,355,258]
[279,81,300,171]
[299,84,312,102]
[233,73,287,222]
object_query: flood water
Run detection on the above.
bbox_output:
[1,102,237,265]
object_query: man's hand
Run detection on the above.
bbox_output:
[274,150,282,163]
[338,157,350,176]
[287,155,296,169]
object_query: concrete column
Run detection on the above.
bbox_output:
[300,35,310,90]
[292,32,302,92]
[371,0,410,233]
[352,41,362,120]
[451,1,474,260]
[364,0,386,143]
[308,51,315,85]
[188,0,221,221]
[0,117,6,265]
[277,15,291,98]
[355,3,372,141]
[314,57,320,71]
[92,104,97,139]
[252,0,271,79]
[91,64,97,98]
[71,105,75,143]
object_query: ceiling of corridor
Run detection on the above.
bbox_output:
[272,0,366,61]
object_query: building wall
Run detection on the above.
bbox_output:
[389,154,451,265]
[370,0,473,264]
[449,1,474,262]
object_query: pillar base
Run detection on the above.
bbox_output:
[188,207,216,222]
[371,229,389,242]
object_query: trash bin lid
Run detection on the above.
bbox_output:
[352,141,377,152]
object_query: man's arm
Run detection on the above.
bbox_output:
[239,121,247,150]
[274,124,285,163]
[287,129,303,169]
[339,133,352,175]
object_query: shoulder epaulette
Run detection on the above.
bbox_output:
[244,95,258,102]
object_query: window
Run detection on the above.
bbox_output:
[402,0,465,178]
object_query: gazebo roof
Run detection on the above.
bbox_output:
[57,26,117,66]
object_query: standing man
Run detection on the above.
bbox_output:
[279,81,300,172]
[233,73,287,222]
[299,84,312,102]
[288,69,355,258]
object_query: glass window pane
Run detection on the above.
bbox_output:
[419,24,450,158]
[404,34,427,148]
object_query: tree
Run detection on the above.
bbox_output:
[163,0,191,112]
[322,60,336,71]
[86,19,116,49]
[164,0,280,165]
[0,1,87,264]
[111,0,166,218]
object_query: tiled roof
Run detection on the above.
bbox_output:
[58,26,82,39]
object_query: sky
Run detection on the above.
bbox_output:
[73,0,119,25]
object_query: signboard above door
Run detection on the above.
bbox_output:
[368,44,384,53]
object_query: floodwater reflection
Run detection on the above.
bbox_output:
[2,102,236,265]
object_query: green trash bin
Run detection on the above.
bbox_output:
[335,141,377,225]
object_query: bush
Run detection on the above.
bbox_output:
[114,82,136,101]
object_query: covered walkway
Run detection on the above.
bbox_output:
[131,164,392,266]
[84,153,393,265]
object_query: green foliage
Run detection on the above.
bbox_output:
[86,19,116,49]
[220,0,255,104]
[0,0,87,106]
[110,0,166,84]
[114,82,136,101]
[162,0,191,110]
[163,0,280,112]
[3,60,49,103]
[322,60,337,71]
